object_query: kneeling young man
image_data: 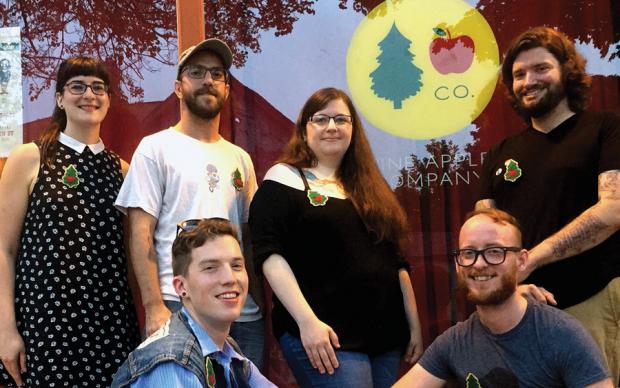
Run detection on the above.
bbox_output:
[394,209,612,388]
[113,219,274,387]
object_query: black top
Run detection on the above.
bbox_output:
[249,172,409,355]
[478,111,620,308]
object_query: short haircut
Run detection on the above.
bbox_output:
[464,208,523,246]
[501,26,591,114]
[172,218,240,277]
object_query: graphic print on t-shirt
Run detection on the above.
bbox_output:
[465,373,481,388]
[231,167,244,191]
[206,164,220,192]
[503,158,522,182]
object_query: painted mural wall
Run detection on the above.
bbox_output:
[1,0,619,386]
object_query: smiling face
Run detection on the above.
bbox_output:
[456,214,526,306]
[305,98,353,165]
[56,75,110,129]
[175,50,230,120]
[173,235,248,332]
[511,47,566,118]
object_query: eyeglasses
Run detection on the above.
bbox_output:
[64,81,109,96]
[182,65,228,83]
[453,246,521,267]
[308,114,353,129]
[176,217,229,236]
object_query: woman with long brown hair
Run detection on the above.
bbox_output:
[249,87,423,387]
[0,57,139,387]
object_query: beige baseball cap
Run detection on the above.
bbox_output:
[177,38,233,78]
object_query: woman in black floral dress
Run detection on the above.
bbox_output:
[0,57,139,387]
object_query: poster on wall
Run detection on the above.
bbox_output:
[0,26,22,157]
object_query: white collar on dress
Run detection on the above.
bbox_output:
[58,132,105,155]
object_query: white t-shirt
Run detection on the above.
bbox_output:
[115,128,260,321]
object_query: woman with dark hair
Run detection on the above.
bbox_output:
[249,87,423,387]
[0,57,139,387]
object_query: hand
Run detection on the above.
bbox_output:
[144,303,172,338]
[0,327,26,386]
[517,284,557,305]
[404,324,424,364]
[298,317,340,375]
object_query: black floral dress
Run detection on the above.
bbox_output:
[0,141,140,387]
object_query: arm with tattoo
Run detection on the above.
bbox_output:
[523,170,620,280]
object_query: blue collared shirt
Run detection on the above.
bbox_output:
[130,308,274,388]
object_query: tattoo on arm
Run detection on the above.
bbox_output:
[599,170,620,200]
[550,215,609,259]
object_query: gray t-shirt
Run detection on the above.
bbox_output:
[420,300,609,387]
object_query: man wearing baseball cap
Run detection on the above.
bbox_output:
[116,38,265,369]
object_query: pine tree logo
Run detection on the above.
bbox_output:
[205,356,216,388]
[503,158,522,182]
[465,372,482,388]
[307,190,328,206]
[231,168,244,191]
[61,164,80,188]
[370,22,423,109]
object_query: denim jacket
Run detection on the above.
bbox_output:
[112,310,250,387]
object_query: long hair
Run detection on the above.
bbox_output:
[277,87,409,245]
[501,26,591,115]
[40,57,110,166]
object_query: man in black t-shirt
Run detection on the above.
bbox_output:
[477,26,620,384]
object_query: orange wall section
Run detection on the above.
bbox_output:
[176,0,205,54]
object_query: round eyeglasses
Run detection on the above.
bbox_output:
[64,81,109,96]
[182,65,228,83]
[453,246,521,267]
[308,114,353,129]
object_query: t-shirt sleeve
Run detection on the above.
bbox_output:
[249,180,294,275]
[417,328,454,380]
[546,313,610,387]
[477,145,497,202]
[598,112,620,173]
[115,141,164,218]
[393,248,411,272]
[241,152,258,223]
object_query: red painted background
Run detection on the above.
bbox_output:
[2,0,619,386]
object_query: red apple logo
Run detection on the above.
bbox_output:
[429,27,475,74]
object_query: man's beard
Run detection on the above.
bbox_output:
[514,81,565,119]
[183,86,225,120]
[457,268,517,306]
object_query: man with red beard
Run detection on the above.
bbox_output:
[394,209,612,387]
[476,26,620,384]
[115,39,265,369]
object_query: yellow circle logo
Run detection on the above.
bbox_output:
[346,0,499,139]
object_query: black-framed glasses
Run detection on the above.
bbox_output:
[181,65,228,83]
[308,114,353,129]
[64,81,109,96]
[453,246,521,267]
[176,217,229,236]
